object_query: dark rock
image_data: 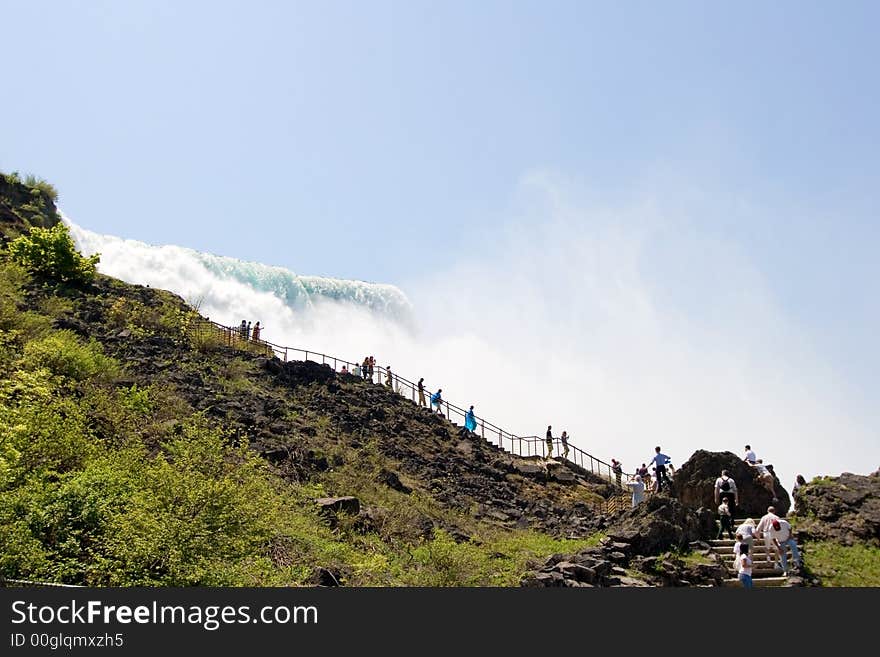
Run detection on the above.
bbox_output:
[793,471,880,546]
[377,468,412,494]
[605,495,705,555]
[309,567,342,587]
[315,496,361,515]
[670,450,791,517]
[555,562,597,584]
[549,469,577,484]
[521,573,557,587]
[515,463,546,477]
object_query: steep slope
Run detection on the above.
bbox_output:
[0,171,614,587]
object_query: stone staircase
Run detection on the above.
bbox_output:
[709,519,801,588]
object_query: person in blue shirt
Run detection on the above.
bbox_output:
[649,446,671,492]
[465,405,477,433]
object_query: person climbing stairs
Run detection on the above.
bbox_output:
[709,518,803,588]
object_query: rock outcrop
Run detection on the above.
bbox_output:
[793,471,880,546]
[522,496,727,587]
[670,450,791,517]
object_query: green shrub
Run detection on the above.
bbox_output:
[8,223,99,284]
[22,331,119,382]
[0,386,97,486]
[23,175,59,203]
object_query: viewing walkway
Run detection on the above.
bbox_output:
[188,318,624,489]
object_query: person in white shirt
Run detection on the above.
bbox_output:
[768,518,801,575]
[714,470,739,520]
[755,507,781,564]
[717,499,734,539]
[626,475,646,508]
[743,445,757,464]
[736,543,754,589]
[751,459,776,497]
[735,518,756,555]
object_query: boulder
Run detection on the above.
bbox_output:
[315,496,361,515]
[793,471,880,546]
[670,450,791,517]
[605,495,706,554]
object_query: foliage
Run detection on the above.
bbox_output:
[22,331,119,382]
[23,175,59,202]
[8,223,99,284]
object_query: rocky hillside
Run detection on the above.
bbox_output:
[1,171,627,587]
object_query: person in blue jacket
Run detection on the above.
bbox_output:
[431,389,443,415]
[465,405,477,433]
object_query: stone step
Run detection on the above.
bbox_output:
[723,576,789,588]
[717,557,799,574]
[709,547,778,555]
[709,539,800,547]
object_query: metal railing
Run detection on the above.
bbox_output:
[0,578,83,588]
[186,318,624,489]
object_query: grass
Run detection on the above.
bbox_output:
[803,541,880,587]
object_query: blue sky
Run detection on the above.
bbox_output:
[2,1,878,475]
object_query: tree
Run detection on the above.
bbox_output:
[8,223,99,284]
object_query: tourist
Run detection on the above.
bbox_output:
[755,507,781,564]
[386,365,393,388]
[611,459,623,488]
[717,498,734,540]
[353,361,361,378]
[465,405,477,433]
[251,321,262,341]
[714,469,739,521]
[744,444,757,464]
[637,463,652,490]
[736,543,754,589]
[768,518,801,575]
[239,319,247,339]
[735,518,756,555]
[751,459,776,497]
[368,356,375,382]
[545,426,554,459]
[648,446,671,492]
[560,431,570,459]
[626,474,646,508]
[431,389,444,416]
[417,378,426,407]
[246,321,252,340]
[340,365,348,375]
[792,474,807,512]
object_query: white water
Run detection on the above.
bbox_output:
[66,218,418,365]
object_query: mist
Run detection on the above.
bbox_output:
[66,175,878,486]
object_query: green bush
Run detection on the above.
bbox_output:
[22,331,119,382]
[0,383,98,487]
[8,223,99,284]
[24,175,59,203]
